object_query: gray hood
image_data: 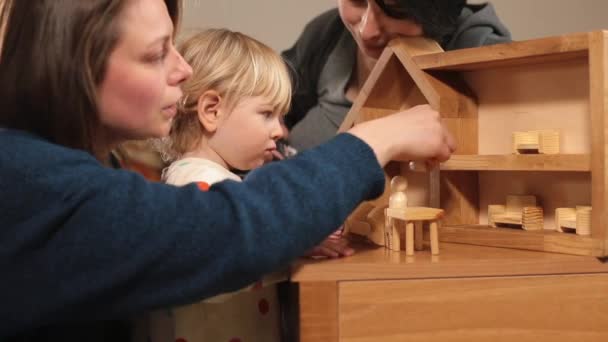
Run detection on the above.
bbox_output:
[445,3,512,50]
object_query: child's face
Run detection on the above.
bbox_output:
[338,0,423,59]
[209,96,284,170]
[97,0,193,142]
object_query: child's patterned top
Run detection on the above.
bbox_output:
[144,157,285,342]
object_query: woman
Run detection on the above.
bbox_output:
[0,0,454,340]
[284,0,511,151]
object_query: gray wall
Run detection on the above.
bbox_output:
[483,0,608,41]
[181,0,608,51]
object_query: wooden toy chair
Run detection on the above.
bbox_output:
[512,130,560,154]
[488,195,544,231]
[384,176,443,255]
[555,206,592,236]
[385,206,443,255]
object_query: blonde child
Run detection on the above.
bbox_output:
[149,28,348,342]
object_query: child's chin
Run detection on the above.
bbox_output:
[248,159,266,170]
[233,161,262,172]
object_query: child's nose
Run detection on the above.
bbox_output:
[270,118,284,140]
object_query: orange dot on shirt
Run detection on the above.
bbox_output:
[258,298,270,315]
[251,280,263,291]
[196,181,210,192]
[175,338,188,342]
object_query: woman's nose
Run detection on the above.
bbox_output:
[358,5,382,41]
[169,48,193,85]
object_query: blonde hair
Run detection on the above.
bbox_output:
[160,28,292,162]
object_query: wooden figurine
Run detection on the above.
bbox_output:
[384,176,443,255]
[389,175,409,209]
[555,206,592,236]
[488,195,544,230]
[385,176,408,252]
[512,130,560,154]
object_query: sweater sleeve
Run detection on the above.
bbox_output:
[281,8,343,129]
[0,132,384,336]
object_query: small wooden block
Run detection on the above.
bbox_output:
[575,206,592,236]
[522,206,544,231]
[513,130,560,154]
[488,195,544,230]
[556,208,577,232]
[556,206,592,236]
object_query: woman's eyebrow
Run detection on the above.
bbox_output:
[146,35,170,48]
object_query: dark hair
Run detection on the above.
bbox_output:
[0,0,182,156]
[374,0,466,42]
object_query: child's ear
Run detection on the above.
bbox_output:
[197,90,223,132]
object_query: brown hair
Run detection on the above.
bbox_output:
[374,0,466,42]
[159,28,292,162]
[0,0,182,157]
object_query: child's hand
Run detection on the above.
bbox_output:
[304,227,355,258]
[267,139,297,163]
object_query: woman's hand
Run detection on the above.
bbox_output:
[348,105,455,166]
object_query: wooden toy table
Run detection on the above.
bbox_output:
[290,242,608,342]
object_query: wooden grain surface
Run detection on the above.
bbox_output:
[291,242,608,282]
[339,274,608,342]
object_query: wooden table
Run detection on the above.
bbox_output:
[290,242,608,342]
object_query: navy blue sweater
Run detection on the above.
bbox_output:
[0,129,384,339]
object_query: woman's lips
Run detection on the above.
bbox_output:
[162,104,177,119]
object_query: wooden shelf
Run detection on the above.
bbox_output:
[413,32,590,71]
[440,225,602,256]
[440,154,590,171]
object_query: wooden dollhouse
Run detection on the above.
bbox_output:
[341,31,608,257]
[293,32,608,342]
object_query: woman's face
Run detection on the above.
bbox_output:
[338,0,424,59]
[97,0,192,142]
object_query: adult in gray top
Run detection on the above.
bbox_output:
[283,0,511,151]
